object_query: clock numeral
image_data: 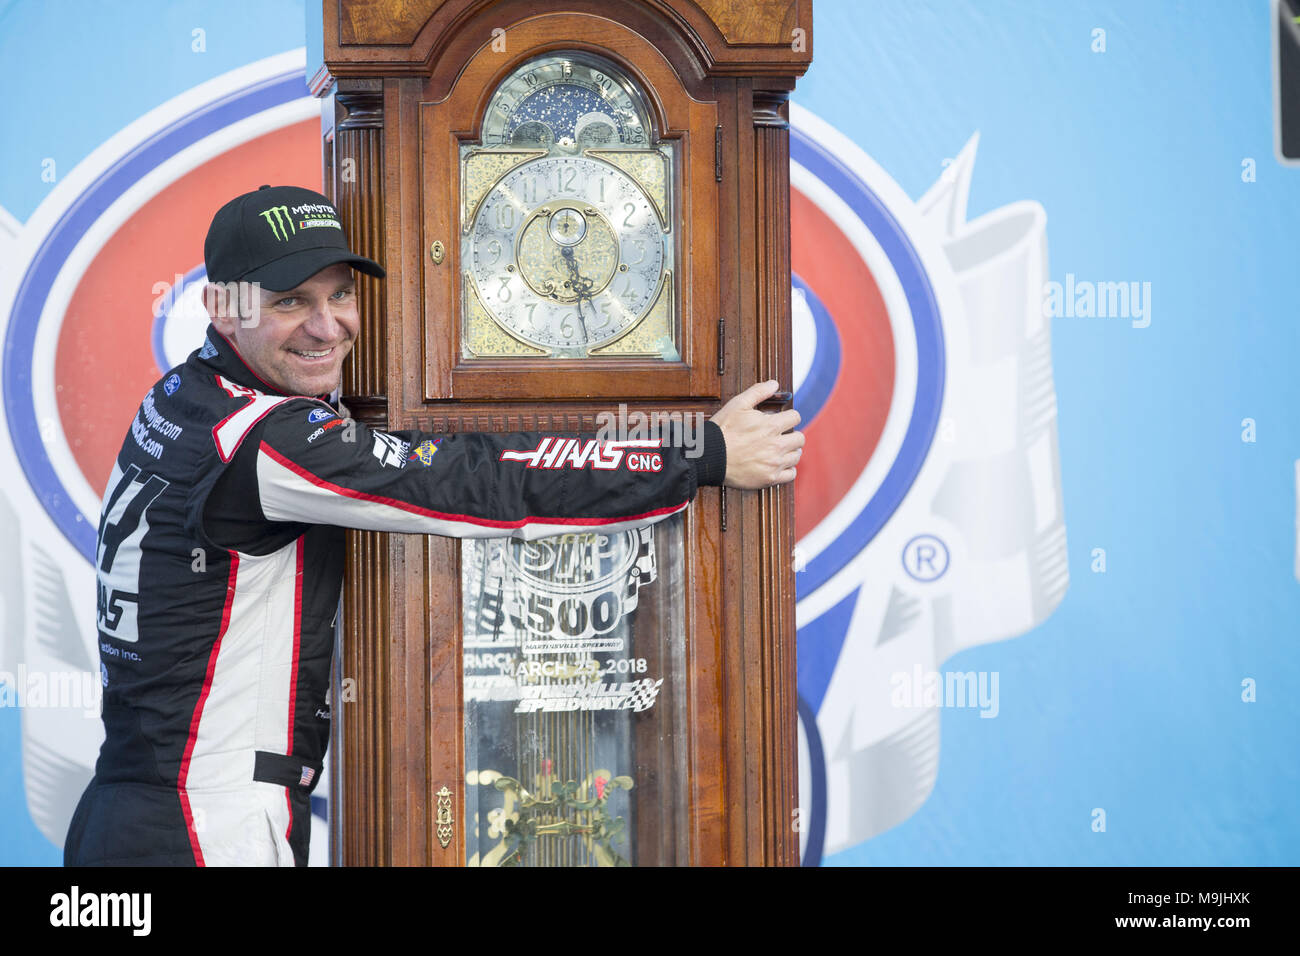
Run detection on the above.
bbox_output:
[618,278,639,306]
[622,203,637,228]
[560,313,575,339]
[626,238,646,266]
[555,165,578,194]
[522,303,538,330]
[485,238,502,266]
[495,204,515,231]
[497,276,512,302]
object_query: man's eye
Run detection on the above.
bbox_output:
[275,297,299,307]
[331,288,355,300]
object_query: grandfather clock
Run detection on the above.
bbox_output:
[317,0,811,866]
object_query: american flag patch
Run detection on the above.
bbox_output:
[299,766,316,787]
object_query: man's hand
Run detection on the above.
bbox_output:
[710,380,805,489]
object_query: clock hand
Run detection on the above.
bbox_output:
[560,246,594,344]
[560,245,594,295]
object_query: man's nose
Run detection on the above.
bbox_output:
[301,300,343,341]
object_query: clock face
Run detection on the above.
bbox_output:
[461,53,676,359]
[468,155,666,351]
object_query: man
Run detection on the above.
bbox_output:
[64,185,803,866]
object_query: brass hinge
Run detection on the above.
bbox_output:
[720,488,728,532]
[717,318,725,374]
[715,125,723,182]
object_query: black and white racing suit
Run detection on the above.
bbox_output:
[63,325,725,866]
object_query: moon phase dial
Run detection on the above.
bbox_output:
[481,53,650,149]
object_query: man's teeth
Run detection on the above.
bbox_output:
[290,348,333,357]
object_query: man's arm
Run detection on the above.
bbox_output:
[209,401,725,541]
[203,380,799,546]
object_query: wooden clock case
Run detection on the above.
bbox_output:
[317,0,812,866]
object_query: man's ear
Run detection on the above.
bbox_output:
[204,282,238,337]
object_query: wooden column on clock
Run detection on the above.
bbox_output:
[318,0,812,866]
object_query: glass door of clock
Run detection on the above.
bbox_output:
[461,514,688,866]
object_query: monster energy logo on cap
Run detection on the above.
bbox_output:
[259,205,296,242]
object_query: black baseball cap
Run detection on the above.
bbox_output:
[203,185,385,291]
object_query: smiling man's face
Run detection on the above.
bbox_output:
[205,262,360,397]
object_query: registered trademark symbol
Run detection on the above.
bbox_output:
[901,534,949,582]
